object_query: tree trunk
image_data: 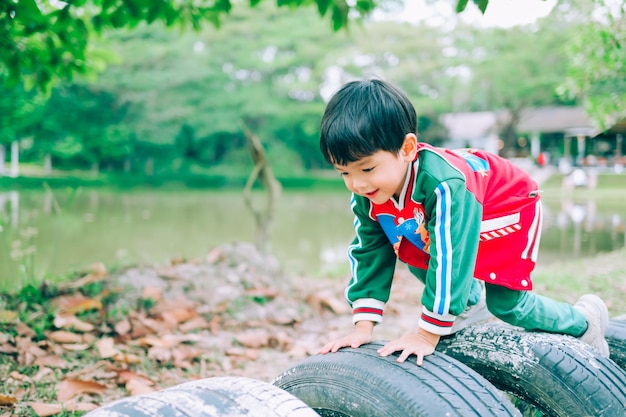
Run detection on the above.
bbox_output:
[145,157,154,176]
[44,153,52,176]
[499,107,522,158]
[0,144,5,176]
[10,140,19,178]
[240,121,282,253]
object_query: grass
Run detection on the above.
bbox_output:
[533,247,626,316]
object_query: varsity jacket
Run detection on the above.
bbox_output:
[346,143,541,335]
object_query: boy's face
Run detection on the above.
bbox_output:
[333,149,412,205]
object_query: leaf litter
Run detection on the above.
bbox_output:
[1,242,426,416]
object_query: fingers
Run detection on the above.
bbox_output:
[319,338,363,354]
[319,341,343,354]
[416,352,424,366]
[318,343,332,354]
[397,349,410,363]
[378,340,403,357]
[378,340,430,366]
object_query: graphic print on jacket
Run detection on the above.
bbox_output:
[374,203,432,270]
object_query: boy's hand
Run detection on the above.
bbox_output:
[377,328,440,366]
[319,321,374,354]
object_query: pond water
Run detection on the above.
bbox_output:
[0,188,625,292]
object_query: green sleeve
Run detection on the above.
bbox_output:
[419,177,482,333]
[345,194,397,323]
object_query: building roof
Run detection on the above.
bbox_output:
[442,107,623,140]
[441,111,501,141]
[603,118,626,135]
[517,107,598,136]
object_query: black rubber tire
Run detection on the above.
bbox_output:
[436,322,626,417]
[607,318,626,371]
[85,376,319,417]
[272,341,521,417]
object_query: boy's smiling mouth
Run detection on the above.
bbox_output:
[365,190,379,198]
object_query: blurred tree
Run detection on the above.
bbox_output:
[1,0,487,91]
[0,0,374,91]
[558,0,626,130]
[26,84,133,171]
[444,21,573,155]
[0,73,44,175]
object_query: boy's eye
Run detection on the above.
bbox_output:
[362,167,375,172]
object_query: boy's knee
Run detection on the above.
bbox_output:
[486,301,527,324]
[485,286,526,324]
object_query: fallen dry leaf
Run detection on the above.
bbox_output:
[115,369,155,386]
[16,337,47,366]
[159,307,197,326]
[9,371,30,382]
[95,337,119,359]
[244,287,278,300]
[137,334,183,349]
[64,361,110,380]
[209,315,221,334]
[206,247,222,263]
[27,402,63,417]
[170,256,185,266]
[155,266,180,280]
[130,312,166,335]
[114,318,132,335]
[0,394,17,406]
[141,286,163,302]
[28,401,99,417]
[112,352,142,364]
[34,355,68,369]
[32,368,54,385]
[50,294,103,314]
[225,347,259,361]
[147,346,172,362]
[268,331,293,351]
[60,343,90,352]
[47,330,83,344]
[179,316,211,333]
[234,329,270,349]
[59,263,108,291]
[57,378,107,402]
[15,322,36,338]
[53,314,95,332]
[0,344,17,354]
[126,378,156,396]
[306,290,349,315]
[0,310,18,323]
[171,345,203,363]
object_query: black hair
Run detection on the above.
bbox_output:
[320,78,418,165]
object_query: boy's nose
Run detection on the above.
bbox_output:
[350,177,368,192]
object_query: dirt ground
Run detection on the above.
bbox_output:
[110,242,427,383]
[3,240,625,416]
[1,242,428,416]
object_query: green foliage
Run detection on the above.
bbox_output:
[0,284,57,339]
[139,296,157,312]
[2,0,622,175]
[0,0,380,91]
[558,0,626,129]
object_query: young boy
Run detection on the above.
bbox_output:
[318,78,610,365]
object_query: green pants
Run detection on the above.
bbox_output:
[410,266,588,337]
[483,282,587,337]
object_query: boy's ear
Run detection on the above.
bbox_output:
[400,133,418,161]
